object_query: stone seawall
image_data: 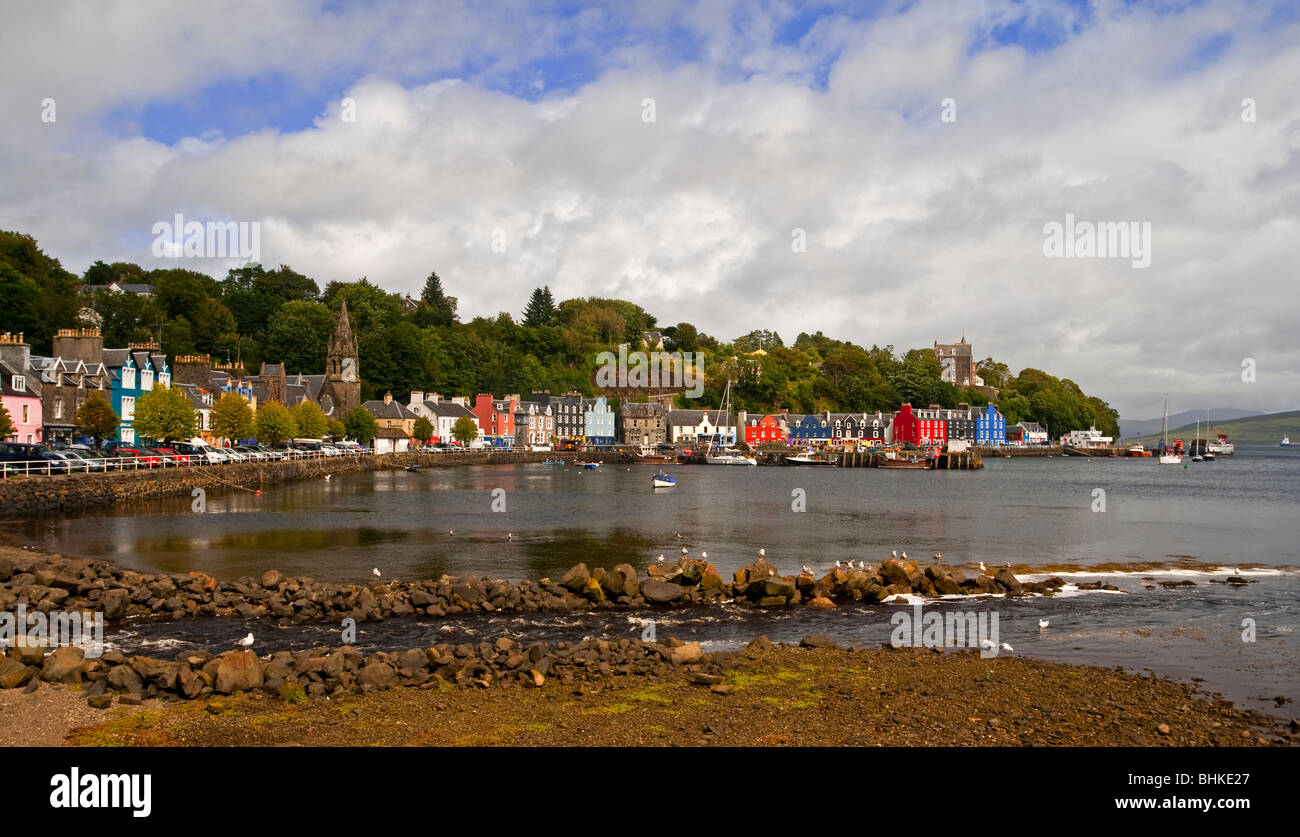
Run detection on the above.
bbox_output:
[0,450,631,517]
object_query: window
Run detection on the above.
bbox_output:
[141,370,153,390]
[122,396,135,421]
[122,368,135,389]
[54,400,62,420]
[22,404,30,423]
[12,375,23,391]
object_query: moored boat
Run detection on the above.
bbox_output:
[651,472,676,488]
[1282,435,1293,447]
[1127,445,1152,457]
[786,450,835,466]
[1157,396,1182,465]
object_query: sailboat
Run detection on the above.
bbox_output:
[1199,412,1215,460]
[704,381,757,465]
[1158,396,1182,464]
[1191,420,1204,462]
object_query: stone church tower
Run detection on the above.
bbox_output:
[318,301,360,418]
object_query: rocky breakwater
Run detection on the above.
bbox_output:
[0,550,1058,633]
[2,634,732,708]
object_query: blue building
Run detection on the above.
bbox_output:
[788,413,832,444]
[975,403,1006,445]
[583,396,616,446]
[102,345,171,445]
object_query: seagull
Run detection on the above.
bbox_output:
[507,533,512,541]
[1001,642,1014,652]
[768,569,775,577]
[834,560,842,568]
[372,568,381,578]
[656,554,664,562]
[978,561,987,573]
[681,546,688,555]
[858,560,867,570]
[324,474,332,481]
[676,533,683,539]
[802,565,813,575]
[901,551,908,560]
[237,632,254,651]
[891,550,898,558]
[758,548,766,557]
[448,530,454,536]
[701,551,707,559]
[933,552,943,561]
[1038,618,1049,629]
[979,638,995,651]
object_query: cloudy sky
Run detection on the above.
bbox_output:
[2,0,1297,419]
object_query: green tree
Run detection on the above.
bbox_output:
[417,271,457,327]
[211,392,255,442]
[522,286,557,327]
[291,399,329,439]
[0,401,13,439]
[254,401,298,445]
[74,390,119,448]
[451,414,478,445]
[263,300,336,372]
[132,384,197,442]
[412,416,434,444]
[327,419,345,441]
[343,406,378,444]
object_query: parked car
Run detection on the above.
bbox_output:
[69,444,119,471]
[149,446,192,466]
[117,447,164,468]
[51,450,106,472]
[233,445,265,461]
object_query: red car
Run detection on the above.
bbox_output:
[117,447,164,468]
[150,446,195,466]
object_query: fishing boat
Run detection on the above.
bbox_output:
[540,460,564,466]
[1282,435,1293,447]
[1157,396,1182,465]
[1127,444,1152,457]
[1207,433,1234,456]
[576,461,600,469]
[878,456,930,469]
[634,446,674,464]
[787,450,835,466]
[651,472,676,488]
[703,381,757,465]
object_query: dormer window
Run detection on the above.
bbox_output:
[11,375,23,392]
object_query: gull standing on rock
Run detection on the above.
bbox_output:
[802,565,813,575]
[1038,618,1050,629]
[891,550,898,559]
[237,632,254,651]
[324,474,332,481]
[372,568,381,578]
[979,561,987,573]
[656,554,664,562]
[1001,642,1014,652]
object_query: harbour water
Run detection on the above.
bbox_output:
[13,443,1300,717]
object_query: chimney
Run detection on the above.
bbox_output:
[172,354,212,388]
[0,332,30,374]
[383,391,393,405]
[53,327,103,365]
[409,390,424,408]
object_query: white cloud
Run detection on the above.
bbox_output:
[1,0,1297,418]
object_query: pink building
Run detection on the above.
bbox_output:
[1,333,43,443]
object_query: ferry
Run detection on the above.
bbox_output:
[1207,434,1235,456]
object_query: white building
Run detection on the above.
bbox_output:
[1062,426,1113,448]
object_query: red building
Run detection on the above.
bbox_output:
[472,393,517,446]
[891,404,947,446]
[741,413,786,445]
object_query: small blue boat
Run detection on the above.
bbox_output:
[652,472,676,488]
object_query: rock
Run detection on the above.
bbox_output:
[87,694,114,709]
[1157,723,1171,735]
[807,596,837,610]
[260,570,284,589]
[993,567,1022,591]
[215,651,264,694]
[7,638,46,666]
[799,635,838,649]
[101,588,129,621]
[710,684,731,695]
[559,563,590,592]
[358,662,397,691]
[528,669,545,688]
[639,579,682,605]
[669,642,703,665]
[0,657,34,689]
[758,596,788,607]
[690,672,724,685]
[40,647,85,684]
[734,558,779,585]
[747,635,773,651]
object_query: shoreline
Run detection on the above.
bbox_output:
[4,642,1294,747]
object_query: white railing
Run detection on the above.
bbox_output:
[0,447,370,478]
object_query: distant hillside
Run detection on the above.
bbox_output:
[1120,407,1262,439]
[1121,410,1300,445]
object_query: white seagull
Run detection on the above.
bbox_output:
[758,548,766,557]
[978,561,987,573]
[901,551,908,560]
[1038,618,1050,629]
[1001,642,1014,652]
[834,560,842,568]
[656,554,664,562]
[891,550,898,558]
[681,546,688,555]
[801,565,813,575]
[237,632,254,651]
[448,530,454,536]
[372,568,381,578]
[979,638,995,651]
[324,474,332,481]
[507,533,512,541]
[701,551,707,559]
